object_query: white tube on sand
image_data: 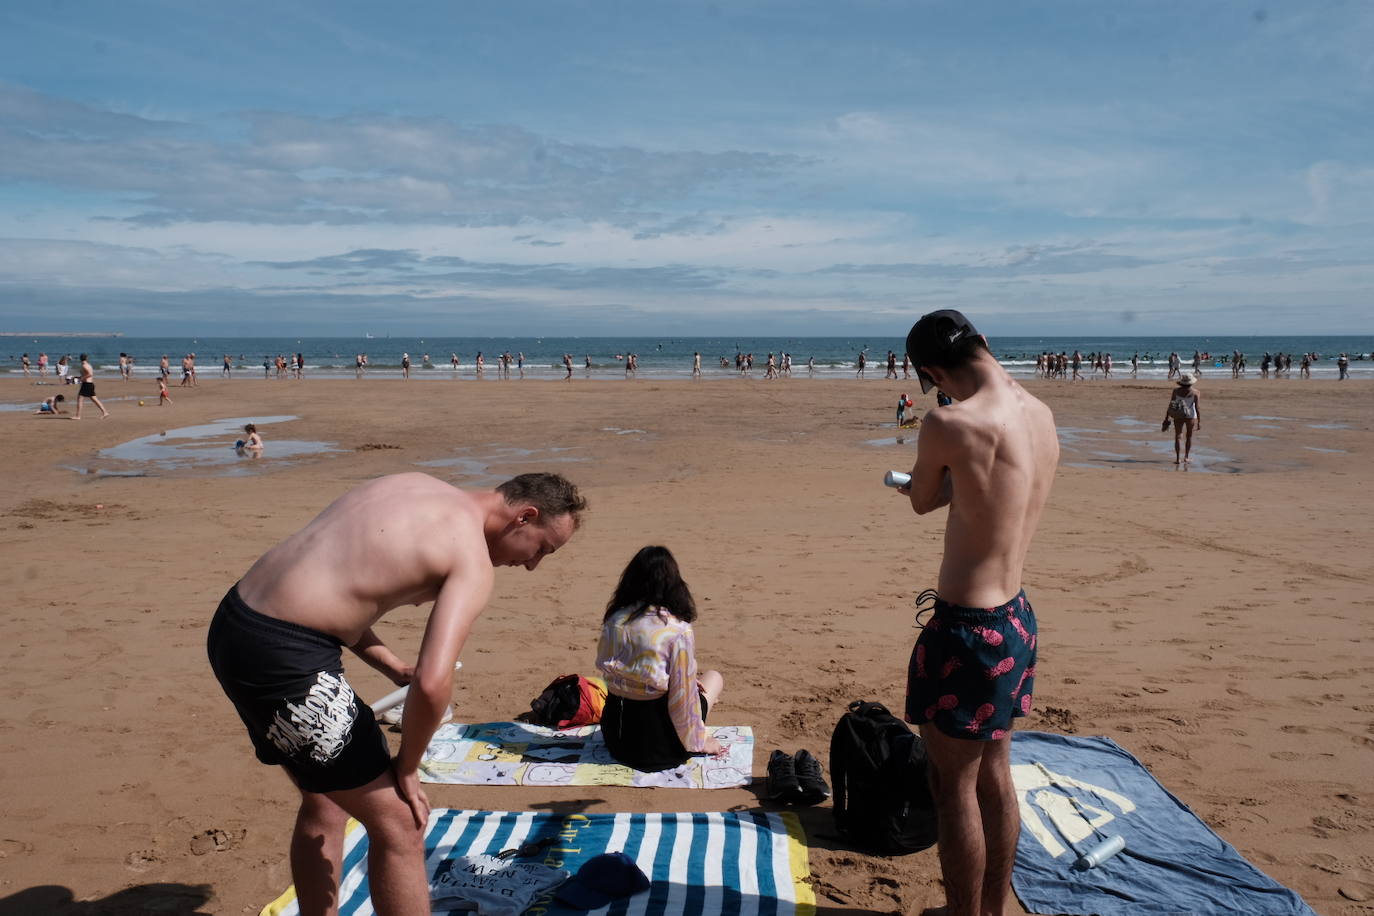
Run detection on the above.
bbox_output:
[884,470,912,488]
[1074,834,1126,870]
[371,661,463,715]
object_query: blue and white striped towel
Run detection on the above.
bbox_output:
[262,808,815,916]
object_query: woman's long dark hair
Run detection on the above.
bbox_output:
[603,545,697,624]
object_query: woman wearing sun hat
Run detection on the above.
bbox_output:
[1162,372,1202,465]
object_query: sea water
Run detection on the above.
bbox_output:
[3,335,1370,381]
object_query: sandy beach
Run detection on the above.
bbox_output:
[0,373,1369,915]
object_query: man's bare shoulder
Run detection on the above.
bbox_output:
[363,470,459,496]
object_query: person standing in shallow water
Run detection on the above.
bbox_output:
[896,310,1057,916]
[1162,372,1202,466]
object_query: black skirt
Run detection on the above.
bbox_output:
[600,691,709,772]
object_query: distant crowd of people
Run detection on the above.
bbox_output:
[1026,347,1357,382]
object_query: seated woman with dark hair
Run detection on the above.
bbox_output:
[596,546,726,771]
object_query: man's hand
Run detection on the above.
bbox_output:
[703,737,729,759]
[394,764,431,829]
[389,663,415,688]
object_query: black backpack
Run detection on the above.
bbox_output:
[829,700,937,855]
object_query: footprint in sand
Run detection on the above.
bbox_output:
[0,838,33,858]
[189,828,234,856]
[1339,879,1374,902]
[124,849,162,872]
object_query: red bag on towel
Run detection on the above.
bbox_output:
[518,674,608,729]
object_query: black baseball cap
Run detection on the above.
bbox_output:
[555,852,651,909]
[905,309,980,394]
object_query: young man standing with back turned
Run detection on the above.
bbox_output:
[895,310,1058,916]
[208,471,586,915]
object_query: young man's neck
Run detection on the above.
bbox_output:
[940,350,1006,401]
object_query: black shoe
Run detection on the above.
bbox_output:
[792,749,831,806]
[766,749,801,802]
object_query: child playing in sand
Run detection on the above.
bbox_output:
[157,375,172,406]
[595,546,726,771]
[34,394,65,416]
[236,423,263,453]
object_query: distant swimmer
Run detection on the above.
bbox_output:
[692,351,701,379]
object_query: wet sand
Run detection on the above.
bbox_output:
[0,374,1370,915]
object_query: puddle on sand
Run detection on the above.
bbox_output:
[77,416,343,476]
[1058,426,1244,474]
[1242,415,1294,421]
[1231,434,1268,442]
[1303,446,1348,454]
[866,436,915,447]
[1308,423,1350,430]
[418,446,586,485]
[601,427,647,436]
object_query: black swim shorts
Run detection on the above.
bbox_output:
[78,381,96,397]
[905,590,1037,741]
[207,585,390,793]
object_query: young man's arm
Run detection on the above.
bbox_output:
[347,628,413,686]
[904,409,954,515]
[393,556,495,826]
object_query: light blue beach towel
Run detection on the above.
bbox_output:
[1010,731,1318,916]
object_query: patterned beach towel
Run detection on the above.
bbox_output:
[261,808,815,916]
[419,721,754,789]
[1010,731,1318,915]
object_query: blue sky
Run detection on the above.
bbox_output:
[1,0,1372,335]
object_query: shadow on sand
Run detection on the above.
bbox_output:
[0,883,212,915]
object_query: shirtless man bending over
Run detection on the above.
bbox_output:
[896,310,1057,916]
[207,472,586,915]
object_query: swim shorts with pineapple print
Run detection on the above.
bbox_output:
[905,590,1037,740]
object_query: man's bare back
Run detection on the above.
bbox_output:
[901,310,1057,916]
[912,374,1058,607]
[237,473,501,645]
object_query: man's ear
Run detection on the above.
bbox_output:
[517,506,540,526]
